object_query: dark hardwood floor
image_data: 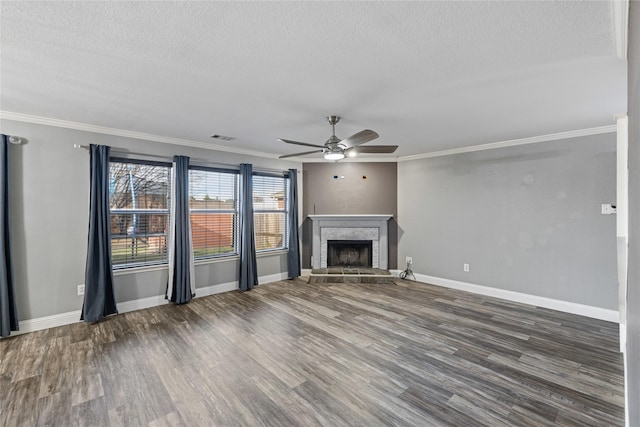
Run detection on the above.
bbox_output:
[0,278,624,426]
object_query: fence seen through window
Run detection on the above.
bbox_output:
[188,168,239,259]
[109,160,289,268]
[253,174,288,251]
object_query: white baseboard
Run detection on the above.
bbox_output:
[17,310,82,335]
[14,271,617,338]
[12,273,287,337]
[197,281,239,297]
[117,294,168,314]
[413,273,619,323]
[259,272,290,284]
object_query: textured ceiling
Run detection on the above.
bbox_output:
[0,1,627,160]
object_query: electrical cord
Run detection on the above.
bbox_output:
[399,260,415,280]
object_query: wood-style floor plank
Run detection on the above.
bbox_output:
[0,278,624,426]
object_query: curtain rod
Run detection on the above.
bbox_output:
[73,144,292,174]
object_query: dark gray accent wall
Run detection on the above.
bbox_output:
[398,133,617,310]
[0,119,301,320]
[302,162,398,269]
[627,1,639,423]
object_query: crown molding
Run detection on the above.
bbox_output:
[1,111,618,163]
[0,111,280,160]
[397,124,617,162]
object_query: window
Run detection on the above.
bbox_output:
[109,159,172,268]
[189,167,239,259]
[253,173,288,251]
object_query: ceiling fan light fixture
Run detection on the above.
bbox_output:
[324,151,345,161]
[278,115,387,160]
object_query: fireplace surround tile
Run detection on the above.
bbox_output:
[308,214,392,270]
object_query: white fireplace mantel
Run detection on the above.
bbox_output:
[308,214,393,269]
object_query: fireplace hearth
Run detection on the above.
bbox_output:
[327,240,373,268]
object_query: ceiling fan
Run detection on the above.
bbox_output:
[278,116,398,160]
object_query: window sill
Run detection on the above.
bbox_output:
[257,249,288,257]
[113,249,289,274]
[113,263,168,276]
[194,254,239,266]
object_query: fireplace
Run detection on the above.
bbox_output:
[327,240,373,268]
[308,214,392,269]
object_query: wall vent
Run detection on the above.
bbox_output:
[210,134,235,141]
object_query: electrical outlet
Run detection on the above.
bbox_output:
[601,204,617,215]
[463,264,470,272]
[406,257,413,265]
[77,284,85,296]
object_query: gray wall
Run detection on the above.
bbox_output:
[626,1,639,423]
[301,162,398,269]
[398,133,618,309]
[1,119,300,320]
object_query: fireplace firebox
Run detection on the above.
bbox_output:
[327,240,373,268]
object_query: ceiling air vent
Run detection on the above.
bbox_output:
[210,134,235,141]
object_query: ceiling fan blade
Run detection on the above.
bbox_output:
[277,138,325,149]
[347,145,398,154]
[279,149,324,159]
[338,129,379,149]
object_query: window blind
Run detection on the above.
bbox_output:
[188,168,239,259]
[252,174,288,251]
[109,161,171,267]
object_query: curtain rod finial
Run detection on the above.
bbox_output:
[9,136,25,145]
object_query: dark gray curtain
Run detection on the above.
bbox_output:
[287,169,301,279]
[166,155,195,304]
[0,135,19,337]
[82,144,118,322]
[239,163,257,291]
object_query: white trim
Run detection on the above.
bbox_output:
[257,249,288,258]
[113,249,286,272]
[9,273,288,337]
[413,273,619,323]
[259,272,289,284]
[196,281,239,296]
[0,111,279,159]
[194,255,239,266]
[616,115,629,353]
[16,310,83,335]
[118,294,170,313]
[113,263,168,276]
[1,111,616,164]
[611,0,629,60]
[397,125,617,162]
[308,214,393,221]
[11,271,617,337]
